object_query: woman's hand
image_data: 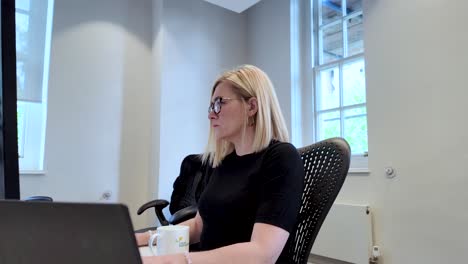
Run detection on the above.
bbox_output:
[135,232,150,247]
[141,254,187,264]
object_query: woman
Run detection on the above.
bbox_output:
[137,65,304,264]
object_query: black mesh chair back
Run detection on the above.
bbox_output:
[285,137,351,264]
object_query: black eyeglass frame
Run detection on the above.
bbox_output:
[208,97,241,115]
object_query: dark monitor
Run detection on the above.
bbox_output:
[0,200,142,264]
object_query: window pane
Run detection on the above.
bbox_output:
[16,61,26,94]
[17,103,26,158]
[343,59,365,106]
[345,0,362,15]
[321,23,343,64]
[320,0,342,25]
[17,101,45,170]
[317,111,341,140]
[317,66,340,110]
[344,107,368,154]
[16,0,31,11]
[15,12,29,55]
[15,0,52,171]
[347,15,364,56]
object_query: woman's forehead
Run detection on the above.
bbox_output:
[212,81,236,98]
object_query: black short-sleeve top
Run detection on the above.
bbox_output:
[198,141,305,260]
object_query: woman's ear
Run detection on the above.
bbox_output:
[247,97,258,116]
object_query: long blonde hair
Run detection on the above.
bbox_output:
[203,65,289,167]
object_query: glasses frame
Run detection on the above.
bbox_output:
[208,97,241,115]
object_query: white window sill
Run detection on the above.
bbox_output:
[348,168,370,175]
[20,170,47,176]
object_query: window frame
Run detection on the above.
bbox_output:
[311,0,368,170]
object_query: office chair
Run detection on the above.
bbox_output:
[284,137,351,263]
[137,154,212,229]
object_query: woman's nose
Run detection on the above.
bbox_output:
[208,111,217,120]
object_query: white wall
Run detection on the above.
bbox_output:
[20,0,155,228]
[157,0,247,207]
[116,0,155,229]
[246,0,292,135]
[364,0,468,263]
[20,0,248,229]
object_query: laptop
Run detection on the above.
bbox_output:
[0,200,142,264]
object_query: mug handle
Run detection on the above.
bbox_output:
[148,233,161,256]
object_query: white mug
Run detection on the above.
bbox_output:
[148,225,189,256]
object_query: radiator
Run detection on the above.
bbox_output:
[310,203,372,264]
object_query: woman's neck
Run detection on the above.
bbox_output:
[232,126,256,156]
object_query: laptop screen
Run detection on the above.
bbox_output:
[0,200,142,264]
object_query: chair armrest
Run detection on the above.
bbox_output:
[137,199,169,214]
[169,205,197,225]
[137,199,170,226]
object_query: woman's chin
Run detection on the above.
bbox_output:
[214,132,229,141]
[213,132,223,140]
[215,135,225,141]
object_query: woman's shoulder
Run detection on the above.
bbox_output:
[262,140,302,164]
[260,141,304,181]
[267,140,300,155]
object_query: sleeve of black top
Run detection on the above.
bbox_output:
[255,142,305,233]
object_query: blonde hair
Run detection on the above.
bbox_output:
[203,65,289,167]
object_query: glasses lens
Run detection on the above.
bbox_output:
[214,100,221,114]
[208,104,213,114]
[209,97,223,114]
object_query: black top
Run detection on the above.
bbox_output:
[198,141,305,262]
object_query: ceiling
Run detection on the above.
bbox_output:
[202,0,262,13]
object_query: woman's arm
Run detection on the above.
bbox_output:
[178,212,203,245]
[135,212,203,247]
[135,231,151,247]
[142,223,289,264]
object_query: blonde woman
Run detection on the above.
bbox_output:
[138,65,304,264]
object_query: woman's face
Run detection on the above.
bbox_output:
[208,81,247,142]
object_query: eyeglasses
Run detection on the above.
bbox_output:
[208,96,240,115]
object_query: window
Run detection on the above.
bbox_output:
[313,0,367,168]
[15,0,53,172]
